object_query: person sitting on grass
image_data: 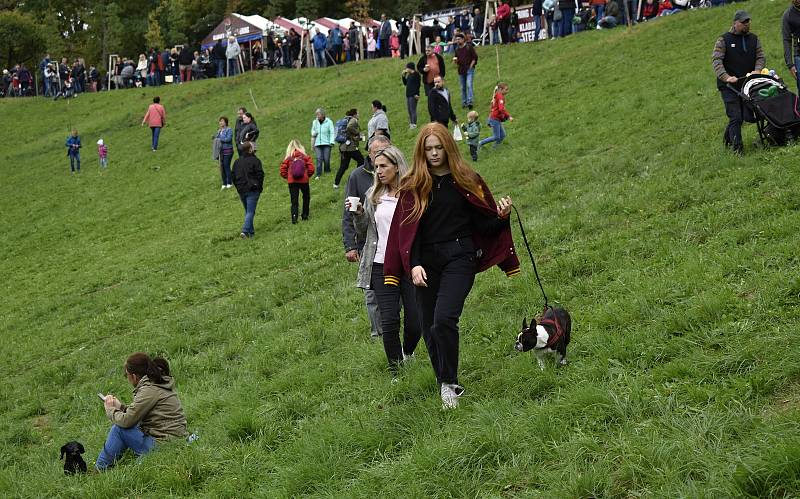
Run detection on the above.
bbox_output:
[597,0,620,29]
[96,353,186,471]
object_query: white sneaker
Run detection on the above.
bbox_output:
[440,384,459,409]
[333,184,339,189]
[409,124,417,129]
[402,352,415,363]
[226,184,233,189]
[221,185,226,191]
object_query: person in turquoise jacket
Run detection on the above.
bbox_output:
[310,108,335,179]
[65,129,81,173]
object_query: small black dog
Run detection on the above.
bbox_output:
[60,441,87,475]
[515,307,572,370]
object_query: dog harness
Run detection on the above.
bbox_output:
[536,314,565,350]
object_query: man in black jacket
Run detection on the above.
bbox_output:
[782,0,800,94]
[711,10,765,155]
[428,76,457,127]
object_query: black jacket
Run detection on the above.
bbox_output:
[212,41,225,60]
[402,71,421,97]
[428,87,457,126]
[178,48,193,65]
[237,121,259,144]
[232,153,264,194]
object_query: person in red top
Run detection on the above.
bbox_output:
[496,0,512,44]
[141,96,166,151]
[417,45,446,96]
[279,139,316,224]
[478,82,513,148]
[383,123,519,409]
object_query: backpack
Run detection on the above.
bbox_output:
[290,156,306,180]
[334,117,349,144]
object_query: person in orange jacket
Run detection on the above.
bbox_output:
[279,139,315,224]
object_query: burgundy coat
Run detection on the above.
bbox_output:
[383,173,520,286]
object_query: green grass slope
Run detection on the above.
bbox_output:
[2,2,800,497]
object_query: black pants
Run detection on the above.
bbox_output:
[288,183,310,222]
[335,149,365,186]
[720,87,754,153]
[499,19,511,43]
[371,263,424,371]
[469,144,478,161]
[416,238,476,385]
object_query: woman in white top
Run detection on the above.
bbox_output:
[349,146,423,376]
[136,54,148,81]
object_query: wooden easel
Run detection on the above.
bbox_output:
[107,54,118,90]
[483,0,498,46]
[297,30,313,68]
[409,16,422,56]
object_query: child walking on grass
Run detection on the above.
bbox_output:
[479,82,513,149]
[97,139,108,169]
[279,139,315,224]
[65,129,81,174]
[461,111,481,161]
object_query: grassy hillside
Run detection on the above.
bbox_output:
[2,2,800,497]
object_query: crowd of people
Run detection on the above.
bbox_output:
[1,0,748,99]
[50,0,800,474]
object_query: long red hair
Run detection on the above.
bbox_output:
[400,123,484,223]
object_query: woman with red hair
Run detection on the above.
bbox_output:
[383,123,520,409]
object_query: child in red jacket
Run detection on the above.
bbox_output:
[478,82,513,148]
[279,139,315,224]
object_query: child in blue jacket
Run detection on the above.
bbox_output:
[65,129,81,173]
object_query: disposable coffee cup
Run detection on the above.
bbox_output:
[347,196,360,212]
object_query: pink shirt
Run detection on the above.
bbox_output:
[98,144,108,158]
[143,103,166,128]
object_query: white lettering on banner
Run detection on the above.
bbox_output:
[239,27,250,34]
[520,31,537,42]
[514,4,544,43]
[213,33,224,41]
[519,21,535,31]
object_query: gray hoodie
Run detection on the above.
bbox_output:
[367,109,389,140]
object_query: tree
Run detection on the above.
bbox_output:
[145,9,165,49]
[0,11,47,67]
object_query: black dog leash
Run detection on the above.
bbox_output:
[511,205,549,311]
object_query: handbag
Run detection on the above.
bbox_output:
[453,124,463,141]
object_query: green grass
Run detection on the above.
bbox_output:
[2,2,800,497]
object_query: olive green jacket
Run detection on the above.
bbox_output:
[106,375,187,440]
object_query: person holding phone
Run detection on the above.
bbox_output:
[95,353,187,471]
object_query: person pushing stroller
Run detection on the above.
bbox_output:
[711,10,765,155]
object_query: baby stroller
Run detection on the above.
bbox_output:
[728,73,800,146]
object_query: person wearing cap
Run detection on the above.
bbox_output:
[711,10,765,155]
[402,62,421,129]
[782,0,800,95]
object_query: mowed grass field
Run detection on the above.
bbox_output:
[2,2,800,497]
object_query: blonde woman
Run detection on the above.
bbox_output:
[383,123,519,408]
[279,139,315,224]
[348,145,422,376]
[136,54,148,82]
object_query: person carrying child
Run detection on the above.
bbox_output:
[461,111,481,161]
[478,82,513,149]
[279,139,315,224]
[65,129,81,174]
[97,139,108,169]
